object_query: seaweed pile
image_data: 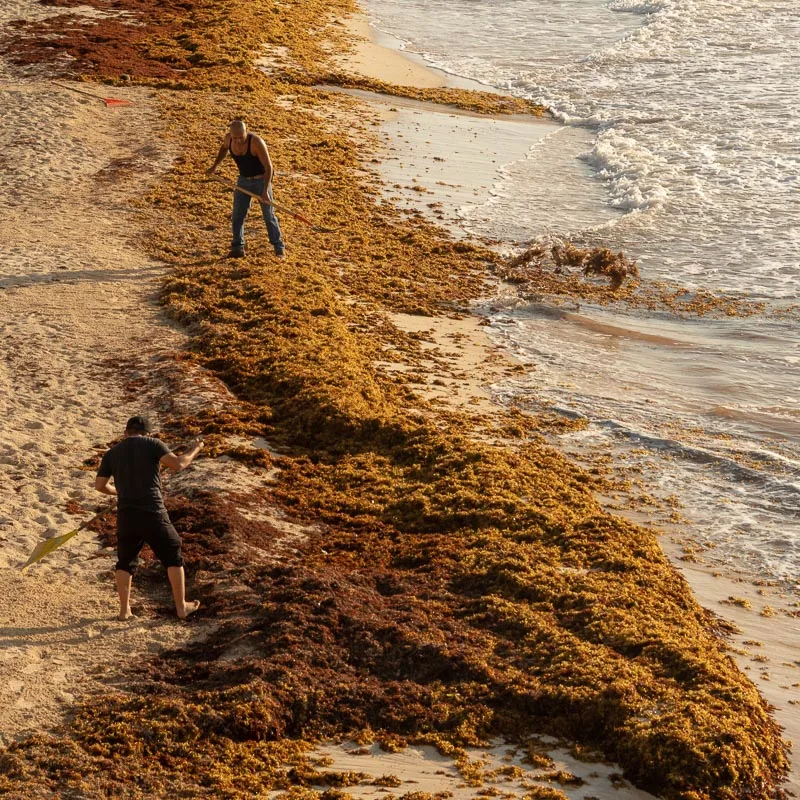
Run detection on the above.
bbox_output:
[0,1,790,798]
[498,240,771,318]
[510,242,640,290]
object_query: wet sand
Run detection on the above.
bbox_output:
[336,9,800,794]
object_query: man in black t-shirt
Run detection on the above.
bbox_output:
[96,415,204,621]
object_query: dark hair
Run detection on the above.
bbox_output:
[125,415,152,434]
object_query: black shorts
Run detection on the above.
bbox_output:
[116,508,184,574]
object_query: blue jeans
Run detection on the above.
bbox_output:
[231,176,284,252]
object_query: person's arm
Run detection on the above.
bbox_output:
[160,437,204,473]
[95,450,117,496]
[252,136,274,196]
[206,135,230,174]
[95,475,117,496]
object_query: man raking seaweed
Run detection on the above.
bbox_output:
[94,416,203,621]
[206,118,334,247]
[207,118,286,259]
[22,417,204,620]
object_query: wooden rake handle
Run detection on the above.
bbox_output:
[54,82,131,107]
[207,174,334,233]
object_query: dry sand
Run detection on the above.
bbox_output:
[0,0,214,745]
[0,70,296,746]
[0,70,207,743]
[317,739,660,800]
[0,0,319,748]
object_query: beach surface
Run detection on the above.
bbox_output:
[0,2,795,798]
[333,14,451,89]
[0,69,203,742]
[0,85,658,797]
[0,70,306,747]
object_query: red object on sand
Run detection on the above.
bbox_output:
[54,82,132,107]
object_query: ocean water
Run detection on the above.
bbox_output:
[360,0,800,587]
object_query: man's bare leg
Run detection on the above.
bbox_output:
[167,566,200,619]
[115,569,134,621]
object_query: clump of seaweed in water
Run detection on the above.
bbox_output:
[501,239,770,318]
[505,241,639,290]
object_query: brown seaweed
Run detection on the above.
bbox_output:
[0,2,790,799]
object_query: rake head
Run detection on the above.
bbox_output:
[20,502,115,570]
[21,529,80,570]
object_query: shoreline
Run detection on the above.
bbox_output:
[324,82,562,241]
[333,12,498,93]
[327,11,620,241]
[0,1,794,798]
[335,8,800,792]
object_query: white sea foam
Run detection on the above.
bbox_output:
[606,0,667,12]
[581,131,668,211]
[364,0,800,297]
[360,0,800,590]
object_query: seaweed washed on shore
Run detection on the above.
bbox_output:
[0,1,791,799]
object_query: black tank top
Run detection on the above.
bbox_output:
[229,134,264,178]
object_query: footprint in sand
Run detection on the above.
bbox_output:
[0,647,21,663]
[50,670,69,685]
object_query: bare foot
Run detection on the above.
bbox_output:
[177,600,200,620]
[117,609,136,621]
